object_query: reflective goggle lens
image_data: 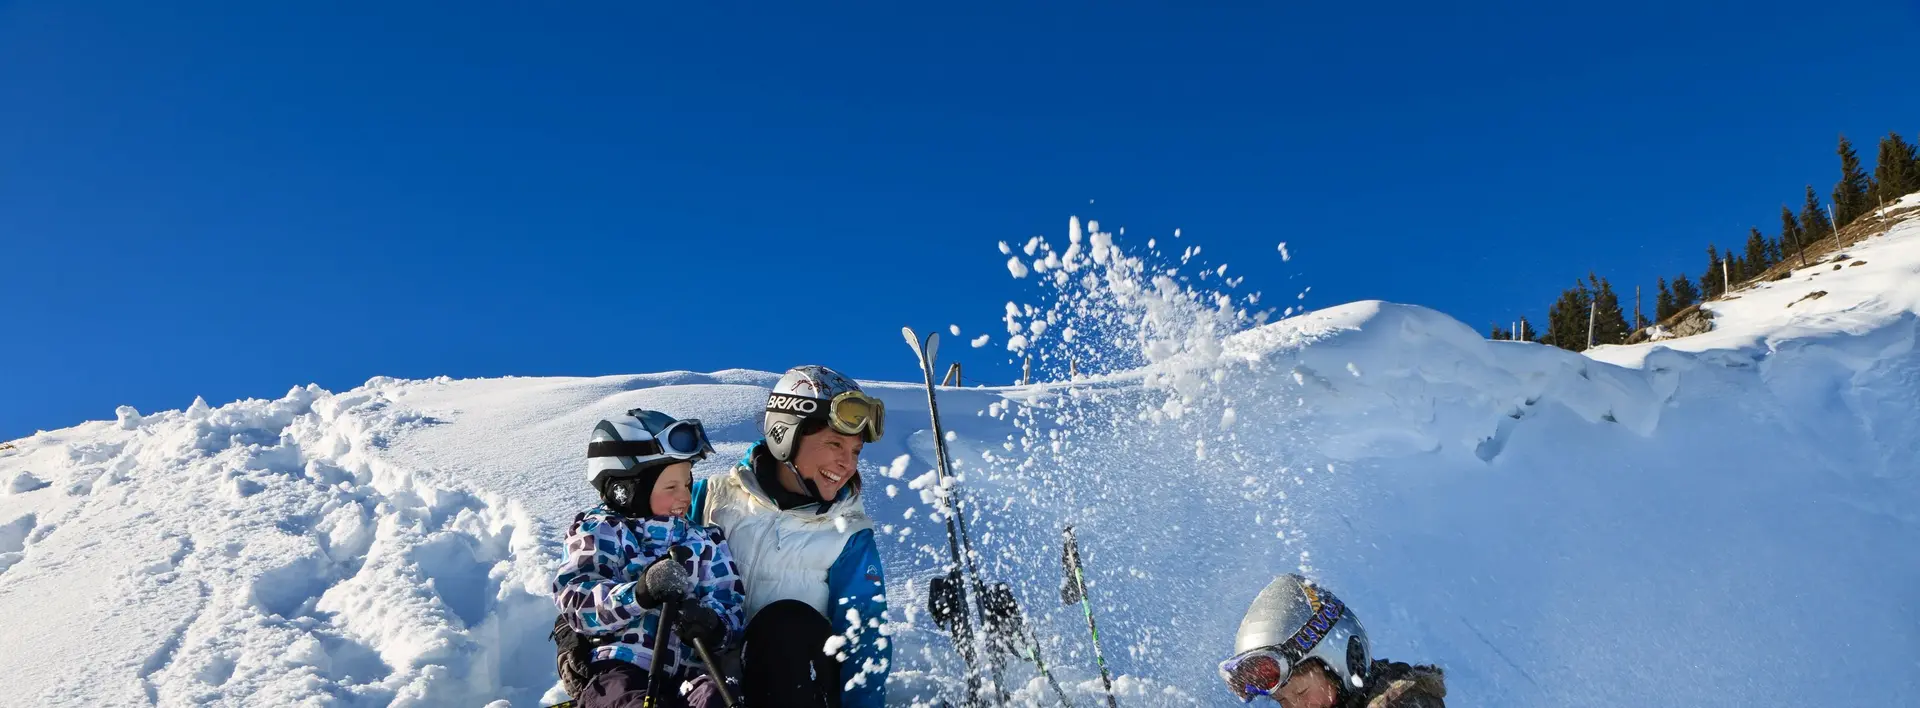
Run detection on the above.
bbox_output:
[664,422,706,456]
[1220,651,1287,703]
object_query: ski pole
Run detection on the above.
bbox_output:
[645,596,681,708]
[643,546,695,708]
[1062,527,1118,708]
[1026,627,1075,708]
[688,635,740,708]
[983,582,1075,707]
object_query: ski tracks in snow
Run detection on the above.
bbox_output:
[0,384,562,706]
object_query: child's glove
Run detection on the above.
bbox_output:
[638,554,692,609]
[678,604,725,649]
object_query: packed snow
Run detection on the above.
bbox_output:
[3,201,1919,706]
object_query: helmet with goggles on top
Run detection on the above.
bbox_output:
[585,408,714,516]
[761,365,885,463]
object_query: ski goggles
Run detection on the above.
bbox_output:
[1217,646,1296,703]
[765,390,885,441]
[587,417,715,465]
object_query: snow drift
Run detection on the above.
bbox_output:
[3,199,1919,706]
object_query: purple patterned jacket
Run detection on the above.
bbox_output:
[551,510,746,676]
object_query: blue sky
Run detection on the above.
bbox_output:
[4,1,1918,441]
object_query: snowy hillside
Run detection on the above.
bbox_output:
[1594,191,1920,368]
[4,204,1919,707]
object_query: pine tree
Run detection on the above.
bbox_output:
[1517,316,1538,342]
[1799,185,1833,252]
[1671,273,1700,311]
[1833,134,1873,229]
[1773,212,1796,267]
[1871,132,1920,206]
[1744,226,1774,278]
[1703,245,1725,299]
[1767,220,1786,266]
[1489,323,1509,340]
[1545,281,1594,351]
[1588,274,1631,346]
[1655,277,1676,321]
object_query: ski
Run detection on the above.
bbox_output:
[1062,526,1119,708]
[904,327,1009,706]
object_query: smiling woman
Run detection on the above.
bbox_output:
[689,365,891,708]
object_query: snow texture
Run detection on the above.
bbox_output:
[2,200,1919,706]
[6,471,49,494]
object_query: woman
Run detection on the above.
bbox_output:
[690,365,891,708]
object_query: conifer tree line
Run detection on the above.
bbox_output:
[1491,130,1920,351]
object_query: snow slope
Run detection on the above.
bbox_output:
[1591,191,1920,369]
[3,204,1918,706]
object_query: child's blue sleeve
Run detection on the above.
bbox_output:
[826,529,890,707]
[551,513,649,636]
[696,530,748,646]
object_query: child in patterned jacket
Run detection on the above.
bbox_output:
[551,409,746,708]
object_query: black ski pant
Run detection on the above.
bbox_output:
[579,660,725,708]
[740,599,842,708]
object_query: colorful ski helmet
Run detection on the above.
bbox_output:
[585,408,713,514]
[762,365,883,462]
[1227,573,1372,697]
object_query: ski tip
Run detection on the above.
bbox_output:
[926,332,940,362]
[903,327,923,355]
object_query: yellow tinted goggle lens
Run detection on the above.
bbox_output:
[829,393,884,440]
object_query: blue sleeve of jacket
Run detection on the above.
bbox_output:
[550,513,650,637]
[826,528,890,708]
[688,477,710,525]
[694,531,748,648]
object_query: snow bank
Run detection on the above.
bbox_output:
[0,384,557,706]
[6,471,49,494]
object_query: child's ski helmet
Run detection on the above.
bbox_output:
[1232,573,1373,693]
[585,408,713,515]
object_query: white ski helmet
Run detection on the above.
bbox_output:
[1227,573,1372,696]
[762,365,883,462]
[585,409,713,512]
